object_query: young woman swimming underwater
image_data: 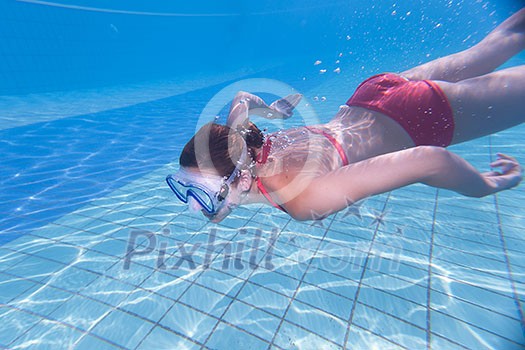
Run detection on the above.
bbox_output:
[167,8,525,223]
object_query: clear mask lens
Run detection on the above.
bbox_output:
[166,175,218,214]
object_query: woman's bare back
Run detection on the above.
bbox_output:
[261,105,417,180]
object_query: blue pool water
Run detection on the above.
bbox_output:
[1,0,524,349]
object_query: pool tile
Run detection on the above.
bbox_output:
[2,235,55,257]
[431,276,519,321]
[53,214,96,231]
[399,224,432,243]
[74,334,122,350]
[3,255,64,283]
[141,207,174,225]
[0,248,32,271]
[222,301,281,342]
[315,239,368,270]
[269,255,309,280]
[128,216,166,233]
[179,283,232,318]
[357,287,427,329]
[303,266,359,298]
[345,325,403,349]
[285,299,347,346]
[72,249,120,274]
[25,224,78,241]
[236,282,290,318]
[430,290,523,345]
[96,210,136,227]
[105,257,155,286]
[430,310,524,349]
[0,306,42,346]
[80,219,124,237]
[91,309,154,349]
[136,325,199,350]
[248,269,300,298]
[170,213,207,231]
[430,334,469,350]
[31,243,83,266]
[80,276,136,307]
[273,320,341,349]
[119,289,173,323]
[113,202,153,218]
[50,294,112,330]
[158,302,216,344]
[0,273,39,304]
[47,267,100,291]
[432,255,510,287]
[56,229,105,247]
[352,303,426,349]
[140,270,194,300]
[295,284,353,321]
[9,320,84,349]
[205,321,269,350]
[11,286,71,317]
[73,205,113,219]
[195,268,244,297]
[90,237,128,258]
[362,269,428,306]
[433,235,505,263]
[326,224,374,243]
[369,256,427,283]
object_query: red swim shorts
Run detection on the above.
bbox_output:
[346,73,455,147]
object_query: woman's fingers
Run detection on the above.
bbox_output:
[490,159,514,169]
[496,153,517,162]
[482,171,501,176]
[485,153,523,191]
[269,94,303,119]
[285,93,303,108]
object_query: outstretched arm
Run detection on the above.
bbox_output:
[285,146,522,220]
[226,91,302,130]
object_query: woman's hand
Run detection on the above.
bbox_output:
[268,93,302,119]
[226,91,303,127]
[482,153,523,192]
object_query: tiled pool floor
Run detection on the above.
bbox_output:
[1,125,524,349]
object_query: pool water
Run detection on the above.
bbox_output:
[1,1,524,349]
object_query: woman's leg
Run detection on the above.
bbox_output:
[435,65,525,144]
[402,8,525,82]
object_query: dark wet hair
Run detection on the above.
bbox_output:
[179,121,264,177]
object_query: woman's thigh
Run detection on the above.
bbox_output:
[435,65,525,145]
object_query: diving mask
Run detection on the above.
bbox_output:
[166,167,240,215]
